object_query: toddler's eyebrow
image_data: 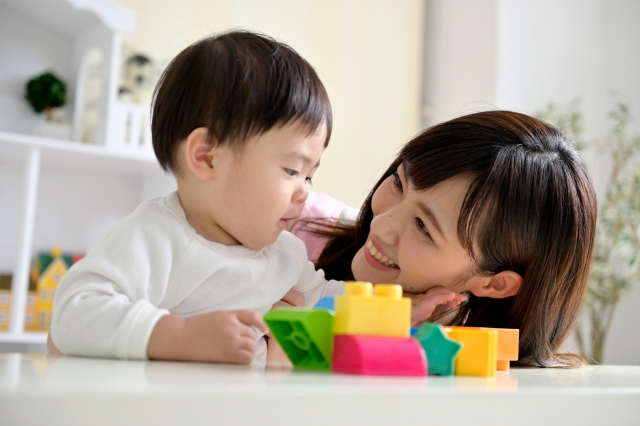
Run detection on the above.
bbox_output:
[286,151,320,168]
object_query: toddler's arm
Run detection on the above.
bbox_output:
[148,310,267,363]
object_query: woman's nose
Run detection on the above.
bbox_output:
[371,207,401,247]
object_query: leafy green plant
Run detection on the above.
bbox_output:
[25,71,66,121]
[536,97,640,364]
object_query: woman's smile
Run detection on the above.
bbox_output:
[365,239,399,269]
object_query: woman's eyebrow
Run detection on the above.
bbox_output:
[416,200,446,241]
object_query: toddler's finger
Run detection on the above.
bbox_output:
[233,347,255,365]
[236,309,269,334]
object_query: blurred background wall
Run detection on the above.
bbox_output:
[112,0,640,364]
[115,0,425,208]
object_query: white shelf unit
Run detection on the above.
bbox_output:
[0,131,175,349]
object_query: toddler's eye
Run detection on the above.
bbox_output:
[305,177,313,186]
[285,169,299,177]
[392,172,403,192]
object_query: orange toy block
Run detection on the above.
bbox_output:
[444,327,498,377]
[334,282,410,338]
[447,326,518,370]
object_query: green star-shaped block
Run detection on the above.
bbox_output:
[413,323,463,376]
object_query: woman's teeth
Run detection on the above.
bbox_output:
[367,240,398,268]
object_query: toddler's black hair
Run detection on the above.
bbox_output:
[152,29,332,174]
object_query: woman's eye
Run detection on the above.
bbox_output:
[392,172,403,192]
[285,169,299,177]
[415,218,433,242]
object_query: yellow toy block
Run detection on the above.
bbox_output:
[447,326,519,370]
[334,281,410,338]
[445,327,498,377]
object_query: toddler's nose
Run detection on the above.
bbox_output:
[293,184,308,205]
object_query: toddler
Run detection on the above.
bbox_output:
[49,30,342,364]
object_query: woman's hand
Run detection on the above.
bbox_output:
[405,286,467,326]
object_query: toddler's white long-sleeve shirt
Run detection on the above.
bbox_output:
[51,191,344,360]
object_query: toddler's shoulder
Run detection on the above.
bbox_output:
[89,192,189,254]
[272,231,309,261]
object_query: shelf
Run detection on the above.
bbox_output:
[0,130,162,175]
[0,332,47,344]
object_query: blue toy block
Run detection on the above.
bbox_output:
[314,296,335,311]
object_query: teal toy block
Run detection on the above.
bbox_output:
[413,323,463,376]
[264,308,335,371]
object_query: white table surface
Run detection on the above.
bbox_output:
[0,354,639,426]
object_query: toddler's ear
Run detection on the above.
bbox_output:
[184,127,217,180]
[468,270,522,299]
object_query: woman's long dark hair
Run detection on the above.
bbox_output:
[314,111,597,368]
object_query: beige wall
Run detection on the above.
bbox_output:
[115,0,424,208]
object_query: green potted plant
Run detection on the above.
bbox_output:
[24,71,70,139]
[537,96,640,364]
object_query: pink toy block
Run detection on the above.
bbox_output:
[332,335,427,377]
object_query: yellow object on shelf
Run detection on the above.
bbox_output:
[0,274,38,332]
[30,246,73,332]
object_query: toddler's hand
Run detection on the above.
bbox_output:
[184,309,268,364]
[272,288,305,309]
[406,287,467,326]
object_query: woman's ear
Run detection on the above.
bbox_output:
[183,127,218,180]
[469,270,522,299]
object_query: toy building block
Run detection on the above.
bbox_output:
[444,327,498,377]
[446,326,518,370]
[314,296,335,311]
[413,323,463,376]
[264,308,334,371]
[334,281,411,338]
[332,334,427,377]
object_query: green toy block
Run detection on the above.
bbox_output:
[264,308,335,371]
[413,322,463,376]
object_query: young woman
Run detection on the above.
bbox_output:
[296,110,597,368]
